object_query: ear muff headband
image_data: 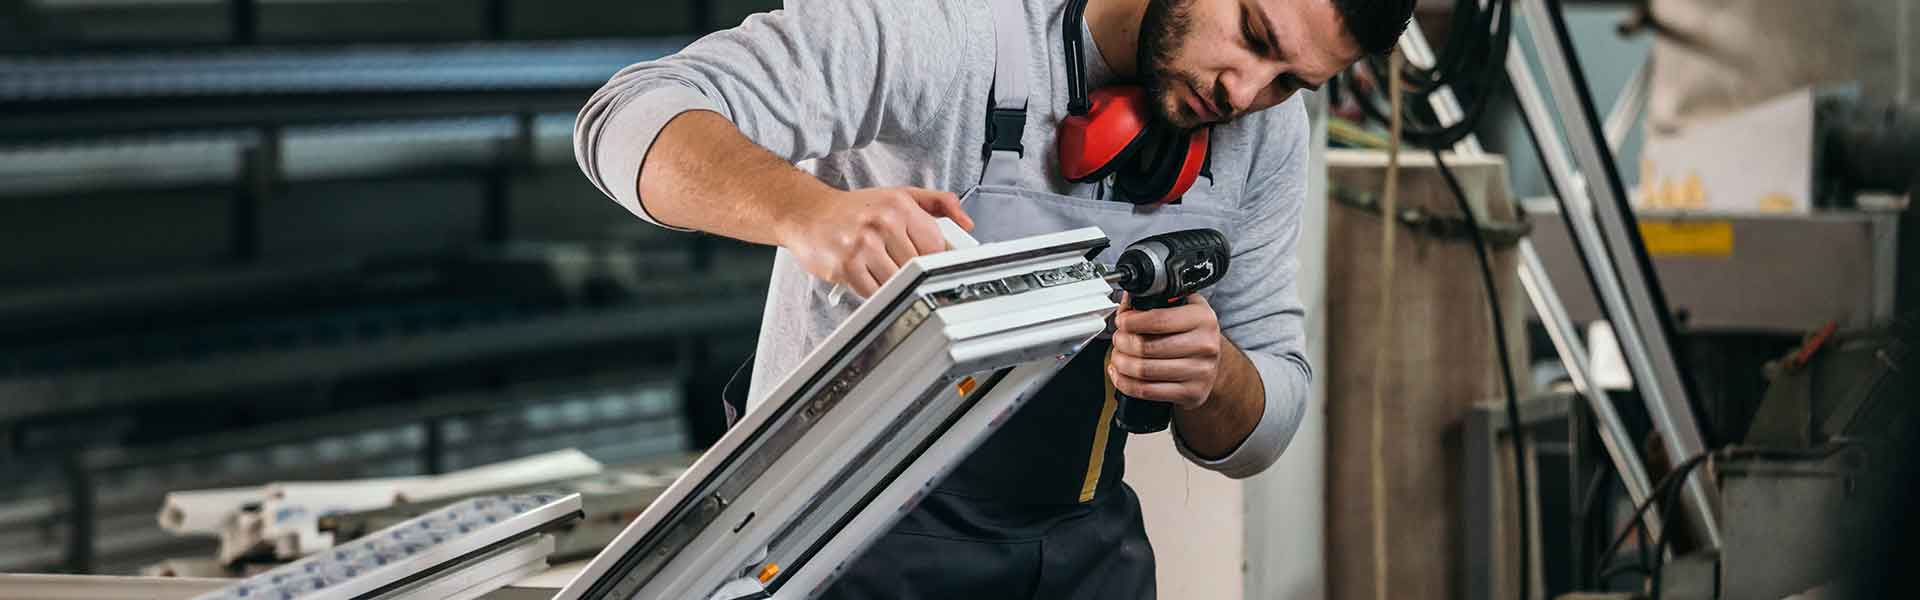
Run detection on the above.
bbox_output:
[1063,0,1092,115]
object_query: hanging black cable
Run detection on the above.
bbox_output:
[1342,0,1513,148]
[1342,2,1536,596]
[1591,452,1709,586]
[1648,474,1687,600]
[1431,148,1531,600]
[1575,464,1612,589]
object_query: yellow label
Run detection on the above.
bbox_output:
[1639,220,1734,257]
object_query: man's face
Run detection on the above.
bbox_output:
[1138,0,1364,129]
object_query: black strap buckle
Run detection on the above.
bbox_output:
[984,107,1027,158]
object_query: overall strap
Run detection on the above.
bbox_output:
[981,0,1030,187]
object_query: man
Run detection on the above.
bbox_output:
[574,0,1410,596]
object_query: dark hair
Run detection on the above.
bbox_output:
[1332,0,1416,56]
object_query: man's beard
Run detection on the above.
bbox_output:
[1137,0,1207,130]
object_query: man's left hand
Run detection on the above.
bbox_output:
[1108,293,1223,411]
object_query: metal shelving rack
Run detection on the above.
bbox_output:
[0,0,787,576]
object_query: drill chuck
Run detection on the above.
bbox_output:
[1112,229,1229,306]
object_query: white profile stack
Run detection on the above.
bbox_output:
[190,494,582,600]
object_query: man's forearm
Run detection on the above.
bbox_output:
[1173,339,1265,459]
[637,110,833,244]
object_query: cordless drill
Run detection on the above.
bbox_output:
[1102,228,1232,434]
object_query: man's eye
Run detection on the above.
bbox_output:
[1242,10,1265,52]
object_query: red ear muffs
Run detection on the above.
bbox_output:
[1058,86,1154,182]
[1055,85,1210,206]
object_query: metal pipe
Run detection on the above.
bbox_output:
[1387,9,1664,526]
[1501,36,1668,523]
[1603,60,1649,154]
[1515,0,1723,550]
[1516,243,1658,536]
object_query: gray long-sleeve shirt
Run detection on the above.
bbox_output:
[574,0,1311,479]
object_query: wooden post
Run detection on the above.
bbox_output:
[1323,149,1530,600]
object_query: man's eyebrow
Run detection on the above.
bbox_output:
[1251,1,1324,94]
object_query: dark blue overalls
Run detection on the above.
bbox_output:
[821,340,1157,599]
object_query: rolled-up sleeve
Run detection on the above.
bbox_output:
[575,86,719,230]
[1173,97,1314,478]
[571,0,961,230]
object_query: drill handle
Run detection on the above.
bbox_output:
[1112,294,1187,434]
[1113,391,1173,434]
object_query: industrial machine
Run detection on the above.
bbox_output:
[1335,0,1919,597]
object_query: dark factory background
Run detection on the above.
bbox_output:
[0,0,782,575]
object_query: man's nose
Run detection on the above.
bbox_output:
[1221,64,1279,117]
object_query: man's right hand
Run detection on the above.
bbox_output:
[631,112,976,297]
[776,187,975,298]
